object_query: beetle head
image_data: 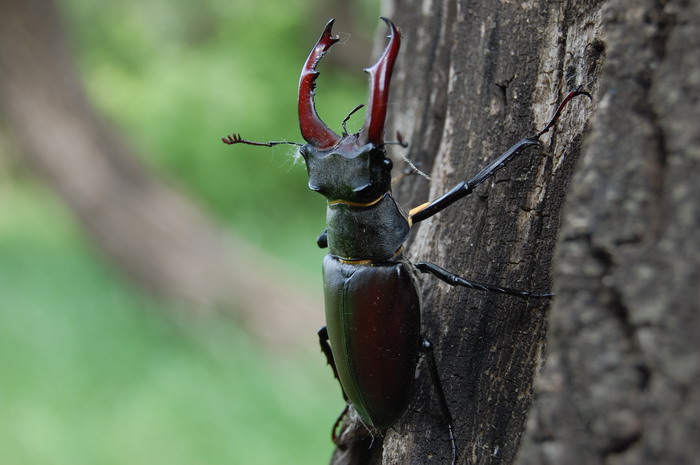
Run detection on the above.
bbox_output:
[300,135,393,203]
[298,18,400,203]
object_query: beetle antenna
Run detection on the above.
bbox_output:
[341,104,365,136]
[391,167,415,185]
[398,153,431,180]
[222,133,302,147]
[386,131,430,181]
[384,131,431,180]
[382,130,409,148]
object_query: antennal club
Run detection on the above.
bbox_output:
[221,133,301,147]
[341,104,365,136]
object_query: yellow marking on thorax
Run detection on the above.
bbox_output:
[337,246,404,266]
[328,193,386,208]
[338,258,374,265]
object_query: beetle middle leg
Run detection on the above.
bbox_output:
[316,230,329,249]
[421,337,457,465]
[415,262,552,298]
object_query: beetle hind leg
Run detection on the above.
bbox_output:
[331,405,350,446]
[421,337,457,465]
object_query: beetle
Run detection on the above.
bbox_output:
[223,17,589,465]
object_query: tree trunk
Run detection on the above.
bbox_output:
[331,0,698,464]
[0,0,321,348]
[516,1,700,464]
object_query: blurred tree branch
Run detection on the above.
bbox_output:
[0,0,321,348]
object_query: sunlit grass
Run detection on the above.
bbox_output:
[0,183,340,465]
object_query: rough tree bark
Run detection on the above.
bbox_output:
[0,0,321,348]
[330,0,698,464]
[516,1,700,464]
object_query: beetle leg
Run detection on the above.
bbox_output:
[391,167,418,185]
[409,138,538,223]
[319,327,352,445]
[316,230,328,249]
[410,89,590,224]
[421,337,457,465]
[415,262,553,298]
[534,87,592,139]
[331,405,350,446]
[318,327,348,400]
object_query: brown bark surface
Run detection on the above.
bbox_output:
[0,0,321,347]
[332,0,698,464]
[517,1,700,464]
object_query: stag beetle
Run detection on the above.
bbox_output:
[223,17,589,465]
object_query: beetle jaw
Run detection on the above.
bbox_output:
[298,18,401,151]
[358,17,401,146]
[298,19,341,149]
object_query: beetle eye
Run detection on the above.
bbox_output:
[353,183,372,194]
[308,183,326,195]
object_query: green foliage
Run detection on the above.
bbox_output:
[0,183,339,464]
[1,1,382,462]
[61,0,379,270]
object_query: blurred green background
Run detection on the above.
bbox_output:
[0,0,380,463]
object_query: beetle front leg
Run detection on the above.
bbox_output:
[316,230,328,248]
[415,262,553,298]
[409,89,590,224]
[409,138,539,223]
[421,337,457,465]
